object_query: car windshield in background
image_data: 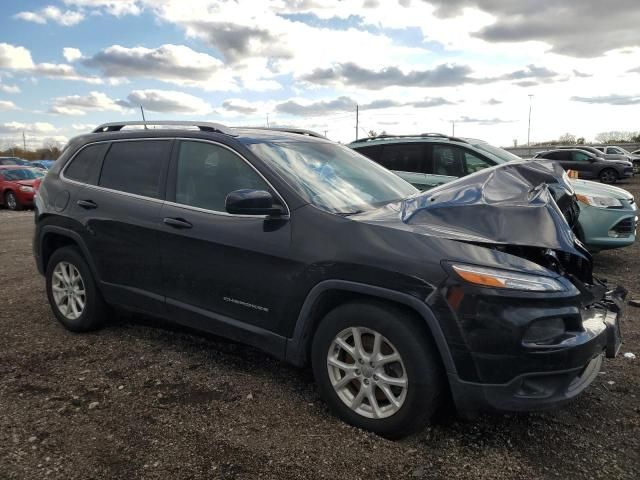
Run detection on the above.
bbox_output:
[3,168,44,180]
[247,141,417,214]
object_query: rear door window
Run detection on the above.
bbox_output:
[65,143,109,185]
[353,145,383,163]
[542,151,571,160]
[463,151,493,173]
[432,144,465,177]
[378,143,426,172]
[573,151,592,162]
[99,140,171,199]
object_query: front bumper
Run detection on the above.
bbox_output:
[578,202,637,250]
[16,190,35,206]
[441,285,625,415]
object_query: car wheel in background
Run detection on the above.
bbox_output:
[599,168,618,184]
[45,246,110,332]
[5,191,22,211]
[311,301,444,439]
[633,160,640,175]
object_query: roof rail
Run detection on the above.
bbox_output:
[92,121,236,136]
[351,133,468,144]
[245,127,326,139]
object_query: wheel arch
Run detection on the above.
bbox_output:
[284,280,457,375]
[598,166,619,180]
[39,226,99,281]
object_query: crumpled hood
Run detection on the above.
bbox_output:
[355,160,585,258]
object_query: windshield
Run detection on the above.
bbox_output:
[471,142,522,163]
[2,168,44,180]
[246,141,417,214]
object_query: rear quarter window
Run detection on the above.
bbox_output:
[64,143,109,185]
[98,140,171,199]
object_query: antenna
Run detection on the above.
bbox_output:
[140,105,148,129]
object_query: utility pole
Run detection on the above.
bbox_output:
[266,113,270,128]
[527,94,534,146]
[22,131,26,152]
[451,120,455,136]
[355,104,359,141]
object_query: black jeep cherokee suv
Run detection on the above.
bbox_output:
[34,121,624,438]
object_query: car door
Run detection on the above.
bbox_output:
[570,150,597,179]
[159,138,294,344]
[427,143,495,186]
[540,150,574,173]
[67,139,172,314]
[376,143,432,189]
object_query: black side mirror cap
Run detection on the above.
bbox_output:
[225,189,283,216]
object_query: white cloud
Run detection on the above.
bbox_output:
[71,123,96,130]
[15,6,84,26]
[83,44,237,90]
[0,43,35,69]
[222,99,259,115]
[13,11,47,24]
[49,91,124,115]
[64,0,143,16]
[34,63,103,84]
[122,89,212,114]
[63,47,83,62]
[0,100,18,111]
[144,1,427,87]
[0,84,20,94]
[0,122,56,134]
[0,43,101,83]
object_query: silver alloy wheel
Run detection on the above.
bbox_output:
[327,327,408,419]
[51,261,86,320]
[6,192,17,210]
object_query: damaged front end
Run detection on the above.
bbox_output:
[401,159,619,295]
[396,160,625,413]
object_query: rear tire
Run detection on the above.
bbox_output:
[599,168,618,184]
[46,246,109,332]
[311,301,444,439]
[5,191,22,211]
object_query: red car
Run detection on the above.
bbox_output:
[0,166,45,210]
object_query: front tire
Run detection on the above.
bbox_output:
[311,301,444,439]
[5,191,22,210]
[46,246,109,332]
[599,168,618,184]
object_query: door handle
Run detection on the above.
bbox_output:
[163,217,193,229]
[77,199,97,209]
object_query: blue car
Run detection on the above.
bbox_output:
[31,160,55,170]
[0,157,31,167]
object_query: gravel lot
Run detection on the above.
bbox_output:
[1,180,639,480]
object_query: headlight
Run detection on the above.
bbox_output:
[19,185,34,193]
[575,194,622,208]
[451,264,566,292]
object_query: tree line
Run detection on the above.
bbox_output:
[527,131,640,147]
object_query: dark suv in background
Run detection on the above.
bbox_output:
[34,121,624,438]
[534,149,633,183]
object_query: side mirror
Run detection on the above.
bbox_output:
[225,189,283,216]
